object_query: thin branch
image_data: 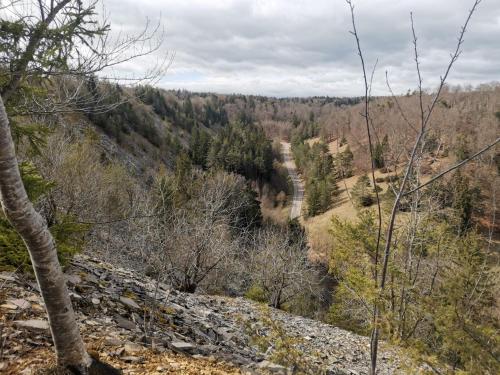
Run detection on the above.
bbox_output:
[346,2,383,374]
[403,137,500,196]
[386,71,418,134]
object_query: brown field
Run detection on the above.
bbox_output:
[303,139,443,262]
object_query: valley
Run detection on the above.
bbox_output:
[0,1,498,374]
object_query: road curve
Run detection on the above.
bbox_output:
[281,141,304,219]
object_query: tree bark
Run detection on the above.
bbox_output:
[0,95,91,371]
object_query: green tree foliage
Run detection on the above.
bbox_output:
[292,112,300,128]
[204,95,228,127]
[135,85,199,132]
[336,145,354,178]
[351,174,374,207]
[453,134,471,162]
[136,86,174,119]
[327,211,379,334]
[328,211,499,374]
[430,170,480,234]
[373,135,388,169]
[207,123,273,182]
[87,82,160,146]
[292,138,338,216]
[0,163,87,272]
[156,158,262,232]
[189,127,211,168]
[430,232,498,373]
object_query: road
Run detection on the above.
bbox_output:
[281,142,304,220]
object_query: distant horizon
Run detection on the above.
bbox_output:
[138,80,500,100]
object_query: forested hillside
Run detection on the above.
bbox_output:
[2,73,499,374]
[1,0,499,374]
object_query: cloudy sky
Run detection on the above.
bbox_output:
[105,0,500,97]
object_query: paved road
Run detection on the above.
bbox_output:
[281,142,304,219]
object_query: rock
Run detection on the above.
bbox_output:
[1,254,425,374]
[1,302,18,310]
[121,355,142,363]
[171,340,197,354]
[119,296,140,309]
[257,360,288,374]
[66,274,82,285]
[84,273,99,284]
[26,295,40,302]
[69,292,82,301]
[0,272,16,282]
[14,320,49,332]
[105,337,123,346]
[114,315,136,331]
[124,342,144,354]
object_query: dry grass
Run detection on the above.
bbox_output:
[261,203,290,225]
[302,138,446,261]
[5,343,241,375]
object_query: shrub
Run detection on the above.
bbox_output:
[359,194,374,207]
[0,215,87,272]
[0,163,88,272]
[245,284,268,303]
[351,174,374,208]
[244,306,325,374]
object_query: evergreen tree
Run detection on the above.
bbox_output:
[373,135,388,169]
[351,174,373,207]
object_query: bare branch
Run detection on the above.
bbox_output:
[403,137,500,196]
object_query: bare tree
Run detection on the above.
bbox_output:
[344,1,500,373]
[139,170,256,293]
[0,0,167,372]
[248,225,320,310]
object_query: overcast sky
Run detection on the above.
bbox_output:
[105,0,500,97]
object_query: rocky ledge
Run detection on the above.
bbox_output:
[0,255,424,374]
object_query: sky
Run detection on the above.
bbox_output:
[104,0,500,97]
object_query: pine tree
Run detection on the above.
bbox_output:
[351,174,373,207]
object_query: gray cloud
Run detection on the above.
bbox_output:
[104,0,500,97]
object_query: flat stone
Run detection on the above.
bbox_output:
[69,292,82,300]
[115,315,136,331]
[171,340,197,354]
[119,296,140,309]
[124,342,144,354]
[26,295,40,303]
[14,319,49,332]
[0,273,16,282]
[1,303,18,310]
[91,298,100,305]
[66,274,82,285]
[104,337,123,346]
[257,360,288,374]
[8,299,31,310]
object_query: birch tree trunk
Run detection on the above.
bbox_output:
[0,95,91,371]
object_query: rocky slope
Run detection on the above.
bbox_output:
[0,255,426,374]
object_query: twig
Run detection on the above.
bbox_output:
[403,137,500,196]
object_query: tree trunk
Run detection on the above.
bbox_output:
[0,95,91,371]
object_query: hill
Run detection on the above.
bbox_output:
[1,254,428,374]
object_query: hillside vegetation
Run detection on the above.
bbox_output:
[2,81,499,374]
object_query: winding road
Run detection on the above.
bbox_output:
[281,142,304,219]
